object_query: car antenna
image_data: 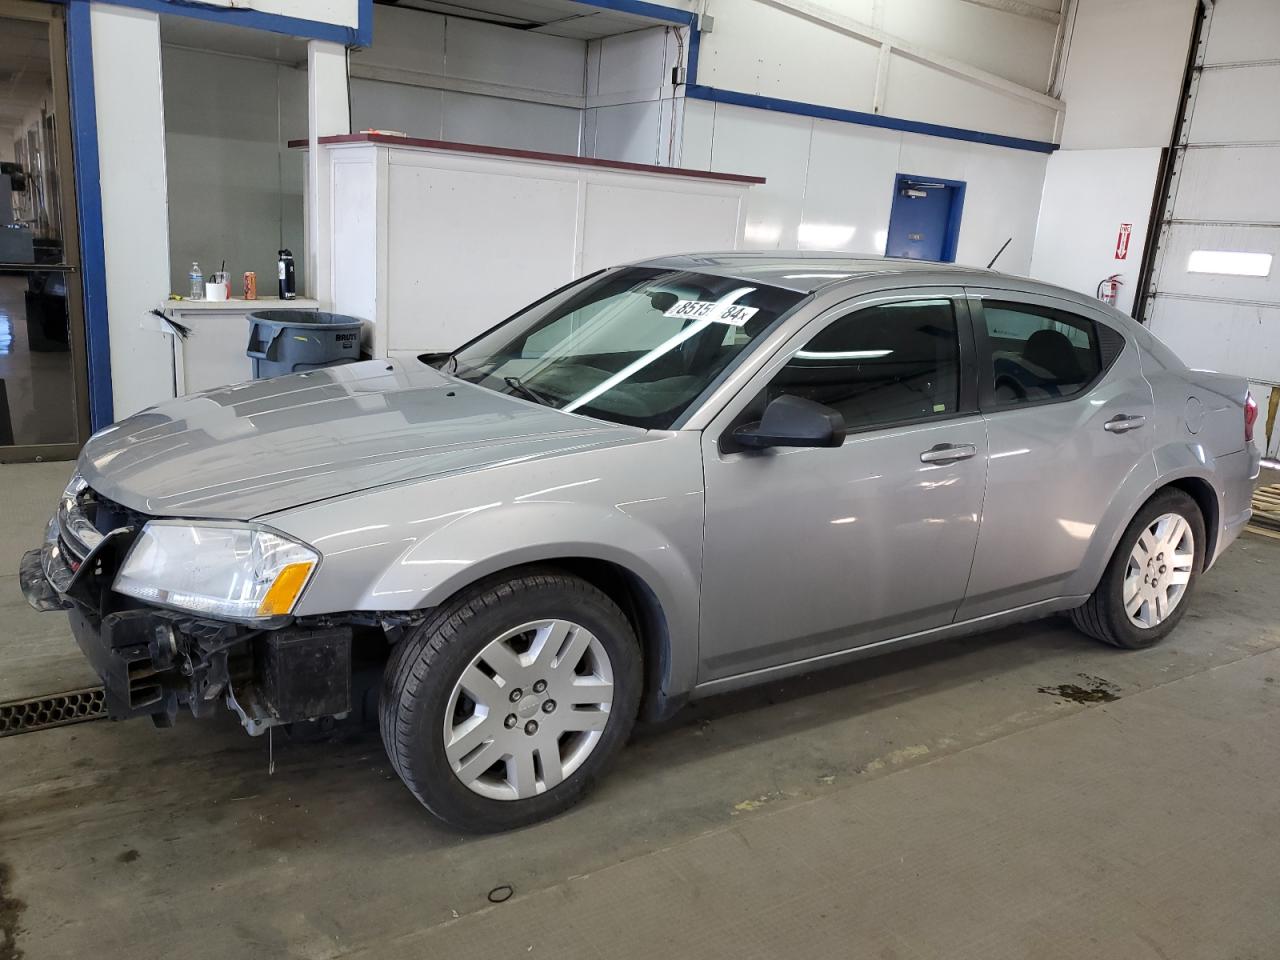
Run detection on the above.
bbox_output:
[986,237,1013,269]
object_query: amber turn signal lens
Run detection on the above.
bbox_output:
[257,561,316,617]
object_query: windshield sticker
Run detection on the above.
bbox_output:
[663,300,759,326]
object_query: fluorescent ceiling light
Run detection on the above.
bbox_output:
[1186,250,1273,277]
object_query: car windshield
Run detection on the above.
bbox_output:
[443,267,807,429]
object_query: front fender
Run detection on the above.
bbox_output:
[376,499,697,628]
[268,431,706,703]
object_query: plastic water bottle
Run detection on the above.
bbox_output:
[188,262,203,300]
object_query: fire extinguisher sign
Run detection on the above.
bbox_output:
[1115,223,1132,260]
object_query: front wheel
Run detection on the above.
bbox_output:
[1070,488,1205,649]
[379,570,642,832]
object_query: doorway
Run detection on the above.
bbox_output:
[0,0,91,461]
[885,174,966,263]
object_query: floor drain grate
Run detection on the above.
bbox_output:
[0,687,107,737]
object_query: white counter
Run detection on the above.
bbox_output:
[159,298,320,395]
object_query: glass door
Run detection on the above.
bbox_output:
[0,0,91,461]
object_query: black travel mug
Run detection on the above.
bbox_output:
[278,249,296,300]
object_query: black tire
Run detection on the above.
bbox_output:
[1069,488,1206,649]
[379,569,642,832]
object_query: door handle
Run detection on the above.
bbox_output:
[920,442,977,464]
[1104,414,1147,433]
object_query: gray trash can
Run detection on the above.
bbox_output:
[245,310,365,379]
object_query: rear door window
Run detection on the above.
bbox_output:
[980,301,1102,406]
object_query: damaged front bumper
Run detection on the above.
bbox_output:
[19,523,352,734]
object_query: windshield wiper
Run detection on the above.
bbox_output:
[504,376,554,407]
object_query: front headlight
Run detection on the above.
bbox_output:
[113,521,319,622]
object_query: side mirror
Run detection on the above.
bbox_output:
[732,395,846,450]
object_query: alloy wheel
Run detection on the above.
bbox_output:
[1123,512,1195,629]
[443,619,614,800]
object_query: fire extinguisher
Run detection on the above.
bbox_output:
[1096,273,1122,307]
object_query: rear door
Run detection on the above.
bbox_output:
[957,289,1156,620]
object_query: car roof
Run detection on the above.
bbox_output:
[635,251,984,294]
[633,251,1141,332]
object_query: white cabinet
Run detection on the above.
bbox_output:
[314,134,761,358]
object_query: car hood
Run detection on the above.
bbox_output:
[79,360,646,520]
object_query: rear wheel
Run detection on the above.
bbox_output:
[379,570,642,832]
[1070,489,1205,649]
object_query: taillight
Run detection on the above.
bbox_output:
[1244,391,1258,443]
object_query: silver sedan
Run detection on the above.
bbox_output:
[21,254,1261,831]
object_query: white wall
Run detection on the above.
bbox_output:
[1030,148,1161,314]
[343,0,1063,271]
[1029,0,1197,312]
[349,7,584,154]
[91,5,175,419]
[589,0,1064,274]
[1056,0,1197,150]
[679,99,1048,274]
[693,0,1063,143]
[161,46,307,294]
[585,27,682,165]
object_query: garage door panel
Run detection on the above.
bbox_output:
[1145,2,1280,392]
[1172,146,1280,223]
[1148,296,1280,384]
[1187,65,1280,144]
[1203,0,1280,66]
[1154,224,1278,301]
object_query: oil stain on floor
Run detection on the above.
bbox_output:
[1037,673,1121,704]
[0,862,25,960]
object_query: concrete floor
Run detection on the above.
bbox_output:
[2,460,1279,959]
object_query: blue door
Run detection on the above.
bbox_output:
[885,175,966,262]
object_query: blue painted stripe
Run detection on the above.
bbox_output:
[66,0,113,431]
[686,18,701,84]
[571,0,696,26]
[356,0,373,46]
[685,86,1059,155]
[89,0,363,45]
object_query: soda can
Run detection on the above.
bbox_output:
[243,271,257,300]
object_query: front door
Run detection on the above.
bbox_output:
[0,0,91,461]
[957,289,1157,619]
[698,289,988,683]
